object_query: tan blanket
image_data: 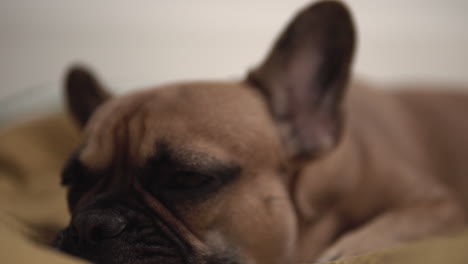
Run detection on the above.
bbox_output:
[0,113,467,264]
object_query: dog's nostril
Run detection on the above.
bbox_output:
[73,210,127,243]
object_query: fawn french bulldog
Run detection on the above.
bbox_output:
[54,1,468,263]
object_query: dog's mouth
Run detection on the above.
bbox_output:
[54,226,184,264]
[53,198,195,264]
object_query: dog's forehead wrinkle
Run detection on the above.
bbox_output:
[78,80,280,183]
[80,92,155,171]
[146,141,240,175]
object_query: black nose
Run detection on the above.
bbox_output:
[72,209,127,244]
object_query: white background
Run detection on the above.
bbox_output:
[1,0,467,121]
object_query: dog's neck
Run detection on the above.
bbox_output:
[293,123,362,217]
[290,83,390,260]
[290,120,359,260]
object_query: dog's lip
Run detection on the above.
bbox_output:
[135,183,209,263]
[144,214,206,264]
[57,186,208,264]
[131,242,182,259]
[54,225,186,264]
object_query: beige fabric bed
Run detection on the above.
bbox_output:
[0,113,467,264]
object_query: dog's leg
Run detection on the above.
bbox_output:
[316,197,466,262]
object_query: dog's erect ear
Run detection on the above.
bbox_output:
[248,1,355,160]
[64,65,111,127]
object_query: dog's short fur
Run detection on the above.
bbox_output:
[54,1,468,263]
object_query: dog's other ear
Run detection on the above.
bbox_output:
[248,1,355,161]
[64,65,111,127]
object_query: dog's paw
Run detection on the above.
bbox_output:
[315,235,368,263]
[315,248,342,263]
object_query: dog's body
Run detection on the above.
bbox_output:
[54,1,468,263]
[293,81,468,259]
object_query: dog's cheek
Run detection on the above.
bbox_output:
[220,176,298,264]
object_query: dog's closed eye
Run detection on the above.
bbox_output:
[146,165,240,202]
[61,156,97,210]
[165,171,214,190]
[142,143,241,202]
[61,156,85,186]
[155,171,219,201]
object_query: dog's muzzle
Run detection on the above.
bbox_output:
[53,199,186,264]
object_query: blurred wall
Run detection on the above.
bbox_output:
[0,0,468,119]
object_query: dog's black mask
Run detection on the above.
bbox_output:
[53,194,186,264]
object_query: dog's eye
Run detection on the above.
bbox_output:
[61,157,96,210]
[143,154,241,202]
[165,171,214,190]
[152,171,220,201]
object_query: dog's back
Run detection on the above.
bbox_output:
[347,81,468,209]
[394,87,468,209]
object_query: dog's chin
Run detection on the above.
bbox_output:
[54,228,243,264]
[53,227,185,264]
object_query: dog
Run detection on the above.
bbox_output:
[53,1,468,263]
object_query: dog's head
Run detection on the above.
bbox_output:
[54,1,355,263]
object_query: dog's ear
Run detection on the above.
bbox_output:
[248,1,355,160]
[64,65,112,127]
